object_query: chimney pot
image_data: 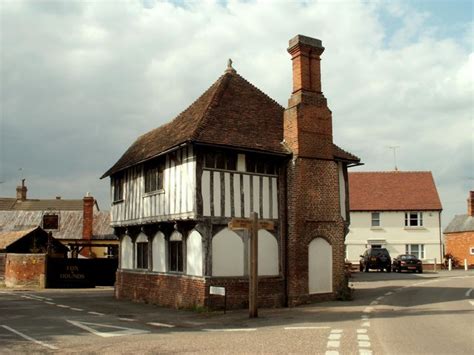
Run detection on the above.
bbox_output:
[16,179,27,201]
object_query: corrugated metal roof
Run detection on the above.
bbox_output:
[444,214,474,233]
[0,198,99,211]
[0,210,114,240]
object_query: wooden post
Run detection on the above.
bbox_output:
[249,212,259,318]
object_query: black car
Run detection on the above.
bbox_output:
[392,254,423,273]
[359,248,392,272]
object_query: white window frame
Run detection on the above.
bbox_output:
[405,212,423,227]
[470,247,474,255]
[371,212,381,227]
[405,244,425,259]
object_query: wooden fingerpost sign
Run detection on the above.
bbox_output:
[228,212,275,318]
[209,286,227,313]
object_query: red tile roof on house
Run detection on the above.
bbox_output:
[102,68,360,178]
[348,171,442,211]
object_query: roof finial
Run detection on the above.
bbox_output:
[225,58,236,74]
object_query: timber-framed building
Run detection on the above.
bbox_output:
[102,35,360,309]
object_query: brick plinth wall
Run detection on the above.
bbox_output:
[445,232,474,266]
[115,270,285,310]
[5,253,46,288]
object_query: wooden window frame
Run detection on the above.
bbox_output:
[144,159,165,194]
[113,174,124,203]
[136,241,149,269]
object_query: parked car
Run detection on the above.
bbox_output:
[359,248,392,272]
[392,254,423,273]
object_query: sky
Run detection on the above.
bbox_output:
[0,0,472,228]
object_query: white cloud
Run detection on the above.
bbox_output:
[0,0,472,226]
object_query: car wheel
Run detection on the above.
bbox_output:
[387,267,391,273]
[360,264,363,272]
[365,265,369,272]
[419,269,423,274]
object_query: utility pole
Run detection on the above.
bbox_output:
[388,146,400,171]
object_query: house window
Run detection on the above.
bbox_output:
[406,244,425,259]
[43,214,59,230]
[470,247,474,255]
[144,159,165,193]
[113,174,124,202]
[136,241,148,269]
[204,150,237,171]
[405,212,423,227]
[169,231,183,272]
[371,212,380,227]
[245,153,277,175]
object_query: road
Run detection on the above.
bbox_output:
[0,270,472,354]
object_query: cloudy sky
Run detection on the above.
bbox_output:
[0,0,472,227]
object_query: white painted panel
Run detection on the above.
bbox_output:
[213,171,221,217]
[170,158,176,215]
[258,230,279,275]
[152,232,166,272]
[164,157,170,215]
[243,175,250,218]
[237,154,246,172]
[253,175,260,215]
[309,238,333,294]
[176,151,181,214]
[272,178,278,219]
[233,174,241,218]
[202,170,211,216]
[212,228,244,276]
[121,235,133,269]
[262,177,270,219]
[338,162,346,221]
[186,230,203,276]
[181,149,187,213]
[224,173,231,217]
[188,145,195,212]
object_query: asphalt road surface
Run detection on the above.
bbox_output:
[0,270,473,354]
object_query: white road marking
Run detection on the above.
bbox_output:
[183,321,205,326]
[465,288,473,297]
[21,296,34,300]
[363,307,373,313]
[147,322,175,328]
[361,315,369,320]
[325,351,339,355]
[384,292,393,296]
[370,301,378,305]
[331,329,343,333]
[1,325,59,350]
[67,320,149,338]
[56,305,70,308]
[44,301,55,305]
[469,300,474,306]
[362,322,370,327]
[26,294,53,301]
[376,296,384,301]
[358,334,370,341]
[88,311,105,316]
[203,328,256,332]
[359,350,373,355]
[357,329,368,334]
[118,318,136,322]
[327,341,340,348]
[358,341,371,348]
[328,333,341,340]
[284,326,330,330]
[70,308,83,312]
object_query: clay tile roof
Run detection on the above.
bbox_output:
[444,215,474,233]
[348,171,442,211]
[333,144,360,163]
[102,71,288,178]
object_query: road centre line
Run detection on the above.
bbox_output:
[357,329,368,334]
[70,308,84,312]
[362,322,370,327]
[358,334,370,341]
[57,304,70,308]
[88,311,105,316]
[44,301,55,305]
[119,318,136,322]
[359,350,373,355]
[203,328,256,332]
[284,326,330,330]
[358,341,371,348]
[465,288,473,297]
[147,322,175,328]
[1,325,58,350]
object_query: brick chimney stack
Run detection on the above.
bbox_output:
[468,191,474,217]
[16,179,27,201]
[284,34,333,160]
[83,194,94,240]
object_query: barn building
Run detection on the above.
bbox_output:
[102,35,360,309]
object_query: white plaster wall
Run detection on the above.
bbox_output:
[258,230,279,276]
[346,211,442,262]
[121,235,133,269]
[308,238,333,294]
[152,231,166,272]
[186,230,203,276]
[212,228,244,276]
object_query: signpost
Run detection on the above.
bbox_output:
[210,286,227,313]
[228,213,274,318]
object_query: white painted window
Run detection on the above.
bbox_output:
[258,230,279,276]
[186,230,203,276]
[212,228,244,276]
[405,244,425,259]
[152,231,166,272]
[308,238,333,294]
[371,212,380,227]
[405,212,423,227]
[120,235,133,269]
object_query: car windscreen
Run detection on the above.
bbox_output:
[400,255,417,260]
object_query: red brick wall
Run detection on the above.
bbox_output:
[115,270,285,310]
[445,232,474,266]
[5,254,46,288]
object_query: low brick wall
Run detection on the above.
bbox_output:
[115,270,286,310]
[5,254,46,288]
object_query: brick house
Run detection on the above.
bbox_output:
[346,171,443,264]
[0,180,116,258]
[102,35,360,309]
[444,191,474,267]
